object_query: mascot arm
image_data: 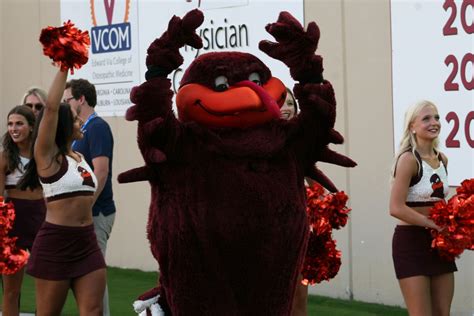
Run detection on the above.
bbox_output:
[260,12,356,192]
[126,8,203,125]
[118,10,204,184]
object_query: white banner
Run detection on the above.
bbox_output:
[60,0,303,117]
[61,0,140,116]
[391,0,474,186]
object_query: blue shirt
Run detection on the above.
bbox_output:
[72,115,116,216]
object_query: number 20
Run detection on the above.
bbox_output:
[445,111,474,148]
[443,0,474,35]
[444,53,474,91]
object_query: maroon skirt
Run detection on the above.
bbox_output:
[27,221,106,280]
[8,198,46,250]
[392,225,457,279]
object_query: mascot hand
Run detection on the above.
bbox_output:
[259,11,323,83]
[146,9,204,78]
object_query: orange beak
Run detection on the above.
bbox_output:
[176,76,286,127]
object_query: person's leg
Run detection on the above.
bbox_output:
[93,213,115,255]
[93,212,115,316]
[398,275,432,316]
[71,268,107,316]
[430,273,454,316]
[291,274,308,316]
[35,278,70,316]
[2,267,25,316]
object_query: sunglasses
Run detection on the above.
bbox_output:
[63,97,75,103]
[24,103,44,111]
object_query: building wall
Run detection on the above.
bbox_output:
[1,0,472,312]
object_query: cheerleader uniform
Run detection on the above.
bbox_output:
[392,150,457,279]
[26,154,106,280]
[5,156,46,251]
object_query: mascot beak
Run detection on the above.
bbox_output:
[234,80,281,119]
[176,77,285,119]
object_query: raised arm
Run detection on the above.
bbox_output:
[119,10,203,184]
[259,12,356,191]
[126,9,203,125]
[33,69,68,176]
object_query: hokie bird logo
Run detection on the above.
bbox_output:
[430,173,445,199]
[78,166,95,188]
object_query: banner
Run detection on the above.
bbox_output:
[391,0,474,185]
[61,0,304,116]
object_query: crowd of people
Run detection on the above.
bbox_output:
[1,69,115,314]
[1,82,458,316]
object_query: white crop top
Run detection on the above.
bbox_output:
[5,156,29,189]
[405,151,449,206]
[39,154,97,202]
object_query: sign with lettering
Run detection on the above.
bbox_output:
[61,0,304,116]
[391,0,474,185]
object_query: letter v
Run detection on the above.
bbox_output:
[104,0,115,25]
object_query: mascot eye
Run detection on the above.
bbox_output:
[248,72,262,85]
[214,76,229,92]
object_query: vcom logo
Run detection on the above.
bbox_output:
[90,0,131,54]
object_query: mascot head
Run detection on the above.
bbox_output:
[176,51,287,128]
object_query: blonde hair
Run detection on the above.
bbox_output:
[391,100,440,178]
[21,86,47,105]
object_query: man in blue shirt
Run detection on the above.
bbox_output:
[63,79,115,316]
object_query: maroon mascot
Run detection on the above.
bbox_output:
[119,9,356,316]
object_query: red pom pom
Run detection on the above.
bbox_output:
[305,183,351,235]
[301,183,351,285]
[0,197,29,275]
[39,20,90,73]
[301,232,341,285]
[429,178,474,261]
[456,178,474,196]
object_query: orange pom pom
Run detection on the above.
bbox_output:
[39,20,90,73]
[301,183,351,284]
[429,178,474,261]
[0,198,29,275]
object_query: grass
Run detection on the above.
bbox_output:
[1,267,407,315]
[308,295,407,316]
[3,267,157,315]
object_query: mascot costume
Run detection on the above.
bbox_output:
[118,9,356,315]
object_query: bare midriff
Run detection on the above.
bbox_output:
[45,195,94,227]
[398,205,431,225]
